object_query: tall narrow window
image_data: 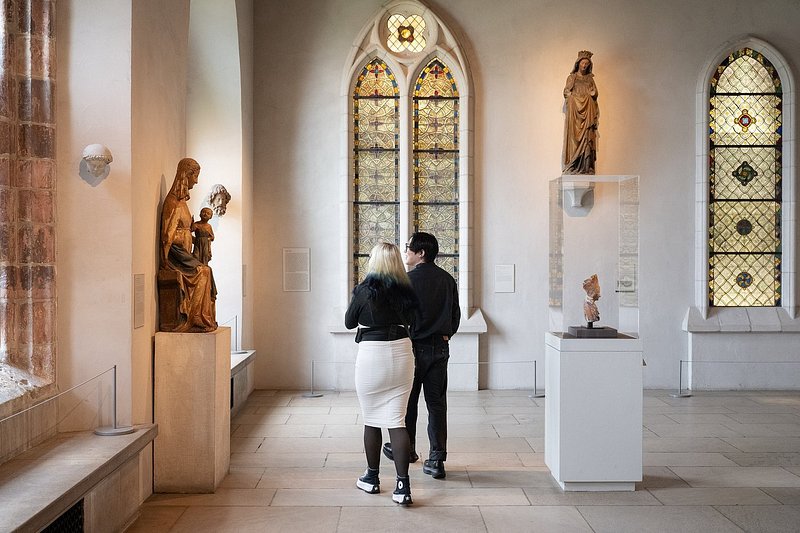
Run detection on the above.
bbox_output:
[352,59,400,285]
[413,58,459,280]
[709,48,782,307]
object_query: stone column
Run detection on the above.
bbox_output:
[0,0,57,385]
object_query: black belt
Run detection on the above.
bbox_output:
[356,325,409,342]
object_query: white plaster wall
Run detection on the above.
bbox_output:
[252,0,800,389]
[689,333,800,389]
[236,0,255,352]
[56,0,134,423]
[58,0,190,426]
[131,1,191,424]
[187,0,246,350]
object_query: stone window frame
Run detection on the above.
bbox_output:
[0,0,58,417]
[689,36,796,327]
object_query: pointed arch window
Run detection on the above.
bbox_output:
[352,59,400,283]
[708,48,782,307]
[413,58,459,280]
[345,1,472,309]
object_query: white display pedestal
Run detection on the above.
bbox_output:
[544,332,642,491]
[154,327,231,493]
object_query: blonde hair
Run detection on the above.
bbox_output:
[367,242,411,285]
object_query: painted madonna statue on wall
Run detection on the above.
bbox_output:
[563,50,598,175]
[158,158,218,332]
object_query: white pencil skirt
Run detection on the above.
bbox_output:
[355,338,414,428]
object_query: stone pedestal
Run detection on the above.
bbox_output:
[544,332,642,491]
[154,327,231,493]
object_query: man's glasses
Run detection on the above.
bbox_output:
[404,243,411,252]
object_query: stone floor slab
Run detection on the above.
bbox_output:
[760,487,800,505]
[648,487,780,506]
[523,487,660,505]
[715,504,800,533]
[482,506,593,533]
[643,452,738,467]
[577,505,743,533]
[170,506,340,533]
[339,506,486,533]
[668,466,800,487]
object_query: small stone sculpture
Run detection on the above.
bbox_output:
[205,184,231,217]
[583,274,600,326]
[82,144,113,177]
[192,207,214,265]
[563,51,599,175]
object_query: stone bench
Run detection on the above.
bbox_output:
[0,425,157,532]
[231,349,256,417]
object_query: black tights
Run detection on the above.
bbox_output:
[363,425,410,477]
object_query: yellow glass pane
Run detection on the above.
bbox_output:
[414,59,458,98]
[415,204,458,255]
[710,254,779,306]
[716,55,775,93]
[355,59,398,97]
[710,201,779,253]
[415,99,458,150]
[386,14,426,53]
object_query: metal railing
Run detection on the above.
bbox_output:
[302,359,545,399]
[671,359,800,398]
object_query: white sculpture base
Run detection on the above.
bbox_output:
[544,332,642,491]
[154,327,231,493]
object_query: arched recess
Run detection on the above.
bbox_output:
[693,36,795,320]
[340,0,474,314]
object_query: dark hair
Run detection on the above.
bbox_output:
[408,231,439,262]
[362,274,419,314]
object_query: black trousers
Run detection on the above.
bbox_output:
[405,338,449,462]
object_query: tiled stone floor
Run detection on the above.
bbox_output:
[131,390,800,532]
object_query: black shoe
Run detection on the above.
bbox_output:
[356,468,380,494]
[422,459,446,479]
[392,476,413,505]
[382,442,419,463]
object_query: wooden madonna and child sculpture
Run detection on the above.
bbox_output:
[158,158,218,332]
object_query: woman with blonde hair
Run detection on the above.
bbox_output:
[345,242,418,505]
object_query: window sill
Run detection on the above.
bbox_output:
[682,306,800,333]
[0,364,55,420]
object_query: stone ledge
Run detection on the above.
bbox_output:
[683,306,800,333]
[231,349,256,375]
[0,424,157,532]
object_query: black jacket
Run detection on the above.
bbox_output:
[345,277,418,342]
[408,262,460,341]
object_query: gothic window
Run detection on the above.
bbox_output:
[346,1,470,299]
[708,48,782,307]
[413,58,459,280]
[352,59,400,284]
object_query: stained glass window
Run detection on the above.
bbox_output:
[386,14,426,53]
[413,58,459,281]
[353,58,400,285]
[709,48,782,306]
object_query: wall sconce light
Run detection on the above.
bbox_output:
[81,144,113,178]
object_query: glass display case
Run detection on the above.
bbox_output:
[548,175,640,336]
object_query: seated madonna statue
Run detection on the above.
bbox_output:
[159,158,218,332]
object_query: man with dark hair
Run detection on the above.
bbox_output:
[383,232,460,479]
